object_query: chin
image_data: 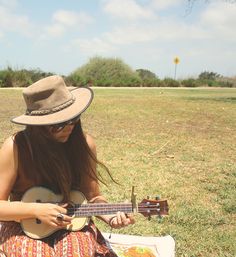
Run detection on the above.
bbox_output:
[59,137,70,143]
[53,135,70,143]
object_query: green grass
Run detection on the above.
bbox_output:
[0,87,236,256]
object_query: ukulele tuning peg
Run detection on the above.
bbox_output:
[155,195,161,200]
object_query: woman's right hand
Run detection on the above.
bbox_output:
[32,203,73,228]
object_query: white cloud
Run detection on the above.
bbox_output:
[102,19,208,47]
[154,21,208,40]
[53,10,94,27]
[45,23,65,37]
[150,0,184,11]
[45,10,94,38]
[102,0,155,20]
[200,1,236,40]
[0,5,33,37]
[104,25,157,44]
[71,38,116,55]
[0,0,18,9]
[68,17,209,59]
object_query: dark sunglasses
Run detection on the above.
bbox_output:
[50,115,81,133]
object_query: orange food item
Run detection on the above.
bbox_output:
[123,246,156,257]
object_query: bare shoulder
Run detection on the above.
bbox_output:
[85,134,96,154]
[0,135,18,166]
[0,136,18,199]
[0,136,16,154]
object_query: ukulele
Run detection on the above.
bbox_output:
[20,186,169,239]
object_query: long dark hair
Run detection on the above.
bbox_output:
[14,120,115,201]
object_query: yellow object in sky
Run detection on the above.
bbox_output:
[174,57,180,64]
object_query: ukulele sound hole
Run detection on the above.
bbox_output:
[36,219,41,224]
[36,199,42,224]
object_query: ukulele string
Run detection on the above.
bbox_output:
[66,204,166,216]
[66,203,163,211]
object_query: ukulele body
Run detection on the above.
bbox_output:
[21,187,89,239]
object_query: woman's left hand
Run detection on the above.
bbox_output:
[108,212,135,229]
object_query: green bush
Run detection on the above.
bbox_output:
[0,68,14,87]
[198,71,221,80]
[197,79,221,87]
[64,75,88,87]
[135,69,161,87]
[0,67,54,87]
[196,71,233,88]
[70,56,141,87]
[217,78,235,88]
[140,78,161,87]
[136,69,157,80]
[181,78,199,87]
[162,78,180,87]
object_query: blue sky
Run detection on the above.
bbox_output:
[0,0,235,79]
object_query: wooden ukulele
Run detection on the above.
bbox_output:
[21,186,169,239]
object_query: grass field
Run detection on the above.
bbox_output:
[0,87,235,257]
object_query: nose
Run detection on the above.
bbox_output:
[65,124,75,132]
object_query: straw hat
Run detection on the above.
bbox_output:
[11,75,93,126]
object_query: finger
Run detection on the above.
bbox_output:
[56,213,64,221]
[120,212,129,225]
[58,206,68,214]
[57,220,71,227]
[60,203,68,208]
[116,211,122,225]
[56,212,73,220]
[109,216,120,228]
[50,220,60,227]
[56,206,73,221]
[54,216,72,227]
[126,213,135,224]
[61,214,73,222]
[55,213,73,223]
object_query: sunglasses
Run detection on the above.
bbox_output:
[50,115,81,133]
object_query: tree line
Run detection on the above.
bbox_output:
[0,57,235,88]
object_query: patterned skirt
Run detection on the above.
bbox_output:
[0,221,117,257]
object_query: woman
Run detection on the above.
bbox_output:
[0,75,134,257]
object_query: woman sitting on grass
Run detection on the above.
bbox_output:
[0,75,134,257]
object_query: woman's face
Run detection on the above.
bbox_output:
[47,124,75,143]
[47,116,80,142]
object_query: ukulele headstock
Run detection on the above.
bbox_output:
[138,197,169,219]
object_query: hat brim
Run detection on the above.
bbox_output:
[11,87,93,126]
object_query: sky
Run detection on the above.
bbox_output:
[0,0,235,79]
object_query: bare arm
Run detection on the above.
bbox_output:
[0,136,36,221]
[0,137,72,227]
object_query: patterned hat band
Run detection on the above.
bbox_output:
[25,96,75,116]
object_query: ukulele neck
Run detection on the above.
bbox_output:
[69,203,134,217]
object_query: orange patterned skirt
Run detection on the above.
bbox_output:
[0,221,117,257]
